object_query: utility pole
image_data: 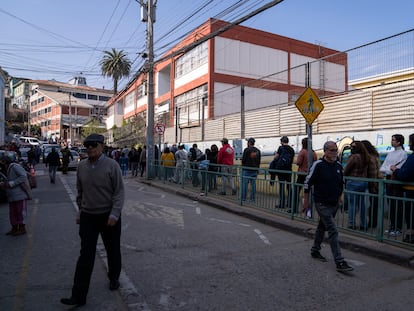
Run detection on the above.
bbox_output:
[141,0,156,179]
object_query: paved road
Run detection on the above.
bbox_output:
[1,165,414,310]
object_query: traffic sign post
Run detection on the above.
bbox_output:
[295,87,324,125]
[154,123,165,135]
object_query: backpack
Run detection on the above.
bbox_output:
[272,146,292,170]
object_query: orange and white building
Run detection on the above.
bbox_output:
[107,18,347,147]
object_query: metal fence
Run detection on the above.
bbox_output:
[150,161,414,249]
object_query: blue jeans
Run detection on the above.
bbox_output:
[312,202,344,263]
[242,169,257,201]
[346,180,368,228]
[48,165,58,182]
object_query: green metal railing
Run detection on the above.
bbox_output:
[149,161,414,249]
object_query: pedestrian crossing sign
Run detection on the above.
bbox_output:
[295,87,324,125]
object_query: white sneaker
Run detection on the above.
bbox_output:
[390,230,402,237]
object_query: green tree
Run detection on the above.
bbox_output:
[100,48,131,94]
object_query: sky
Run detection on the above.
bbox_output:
[1,0,413,91]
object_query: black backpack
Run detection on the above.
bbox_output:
[272,146,292,170]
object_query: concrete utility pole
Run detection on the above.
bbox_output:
[142,0,156,179]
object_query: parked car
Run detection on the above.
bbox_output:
[78,147,88,160]
[18,136,41,146]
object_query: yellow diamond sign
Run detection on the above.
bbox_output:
[295,87,324,125]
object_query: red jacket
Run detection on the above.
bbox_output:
[217,143,234,165]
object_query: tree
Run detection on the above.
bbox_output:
[100,48,131,94]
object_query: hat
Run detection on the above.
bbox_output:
[247,137,255,144]
[84,133,105,144]
[221,138,228,144]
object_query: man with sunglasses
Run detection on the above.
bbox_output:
[303,141,354,272]
[61,133,125,306]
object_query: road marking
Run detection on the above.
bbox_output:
[254,229,271,245]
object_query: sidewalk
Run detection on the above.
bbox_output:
[140,177,414,269]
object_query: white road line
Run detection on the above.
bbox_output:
[254,229,271,245]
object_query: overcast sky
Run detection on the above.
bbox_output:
[1,0,413,90]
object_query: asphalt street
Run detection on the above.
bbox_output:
[1,164,414,310]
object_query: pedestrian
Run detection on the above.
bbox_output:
[294,137,317,214]
[61,133,125,306]
[344,141,369,230]
[27,146,36,166]
[45,147,61,183]
[139,145,146,177]
[119,152,128,176]
[0,154,31,236]
[241,138,261,202]
[171,145,188,184]
[380,134,407,236]
[391,133,414,244]
[161,147,175,181]
[217,138,236,195]
[273,136,294,209]
[361,140,382,229]
[207,144,219,191]
[303,141,354,272]
[61,146,73,174]
[129,147,140,177]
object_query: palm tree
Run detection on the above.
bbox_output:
[100,48,131,94]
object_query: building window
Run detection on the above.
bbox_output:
[88,94,98,100]
[175,41,208,78]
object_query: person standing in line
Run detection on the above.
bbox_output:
[129,147,140,177]
[207,144,219,191]
[380,134,407,236]
[274,136,294,208]
[161,147,175,181]
[139,145,147,177]
[171,145,188,184]
[391,133,414,244]
[0,155,30,236]
[61,133,125,307]
[303,141,354,272]
[45,147,61,183]
[294,137,317,214]
[217,138,236,195]
[344,141,369,230]
[241,138,261,202]
[361,140,382,230]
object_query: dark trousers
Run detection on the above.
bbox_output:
[278,172,292,208]
[72,212,121,301]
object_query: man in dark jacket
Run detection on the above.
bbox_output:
[61,146,73,174]
[45,147,61,183]
[303,140,353,272]
[241,138,261,201]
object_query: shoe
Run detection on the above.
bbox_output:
[12,225,26,236]
[218,192,226,195]
[336,261,354,272]
[60,297,86,306]
[389,230,402,237]
[231,189,237,195]
[109,279,120,291]
[200,192,205,196]
[311,251,327,262]
[5,225,18,235]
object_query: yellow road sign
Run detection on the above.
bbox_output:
[295,87,324,125]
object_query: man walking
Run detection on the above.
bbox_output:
[303,141,353,272]
[61,133,125,306]
[45,147,60,183]
[241,138,261,202]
